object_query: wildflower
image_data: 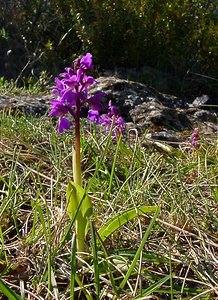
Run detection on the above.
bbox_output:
[88,109,101,123]
[79,52,94,70]
[49,53,125,137]
[190,128,200,149]
[100,100,125,136]
[49,53,105,132]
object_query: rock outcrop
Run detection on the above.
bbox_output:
[0,76,217,141]
[92,77,217,136]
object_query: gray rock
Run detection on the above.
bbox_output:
[0,76,217,137]
[194,110,217,123]
[192,95,210,107]
[93,76,217,137]
[0,94,51,115]
[145,131,182,143]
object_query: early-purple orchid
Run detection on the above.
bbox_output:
[100,100,125,136]
[49,52,125,136]
[49,53,126,254]
[190,128,200,149]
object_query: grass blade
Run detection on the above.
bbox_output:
[135,274,171,299]
[0,278,22,300]
[90,221,100,299]
[118,206,160,292]
[70,232,77,300]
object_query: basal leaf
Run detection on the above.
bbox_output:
[66,181,93,237]
[66,181,93,220]
[98,206,157,241]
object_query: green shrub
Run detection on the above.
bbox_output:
[0,0,217,96]
[72,0,217,70]
[0,0,81,82]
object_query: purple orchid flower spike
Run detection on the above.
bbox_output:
[49,53,125,138]
[190,128,200,149]
[49,52,105,134]
[98,100,125,136]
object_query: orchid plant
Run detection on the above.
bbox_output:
[49,53,125,253]
[49,53,158,281]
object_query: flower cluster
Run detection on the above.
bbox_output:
[49,53,105,133]
[100,100,125,136]
[190,128,200,149]
[88,100,125,136]
[49,52,125,136]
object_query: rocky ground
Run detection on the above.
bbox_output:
[0,76,217,143]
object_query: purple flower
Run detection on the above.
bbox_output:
[49,100,69,117]
[83,74,96,87]
[58,117,71,133]
[49,100,72,133]
[80,52,93,70]
[51,78,66,96]
[190,128,200,148]
[101,114,125,136]
[49,52,105,133]
[108,100,118,115]
[61,89,77,106]
[99,100,125,136]
[88,92,105,111]
[59,67,74,79]
[88,110,101,123]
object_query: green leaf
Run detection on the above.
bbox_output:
[66,181,93,225]
[0,278,22,300]
[135,274,171,299]
[90,222,100,299]
[66,182,93,252]
[98,206,157,241]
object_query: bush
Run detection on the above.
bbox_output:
[0,0,81,82]
[0,0,217,97]
[71,0,218,96]
[72,1,217,68]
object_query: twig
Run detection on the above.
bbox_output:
[156,218,218,249]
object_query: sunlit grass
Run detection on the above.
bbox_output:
[0,111,217,299]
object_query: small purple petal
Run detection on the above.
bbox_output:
[84,75,96,86]
[108,100,118,115]
[88,92,105,111]
[49,100,69,117]
[62,75,78,88]
[88,110,102,123]
[76,68,83,82]
[80,53,93,70]
[59,67,74,78]
[51,78,66,96]
[58,117,71,133]
[61,89,77,106]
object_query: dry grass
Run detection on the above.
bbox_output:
[0,111,218,299]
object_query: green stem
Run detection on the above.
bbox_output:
[107,134,122,197]
[73,115,82,186]
[73,112,84,253]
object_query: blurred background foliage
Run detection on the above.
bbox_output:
[0,0,217,98]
